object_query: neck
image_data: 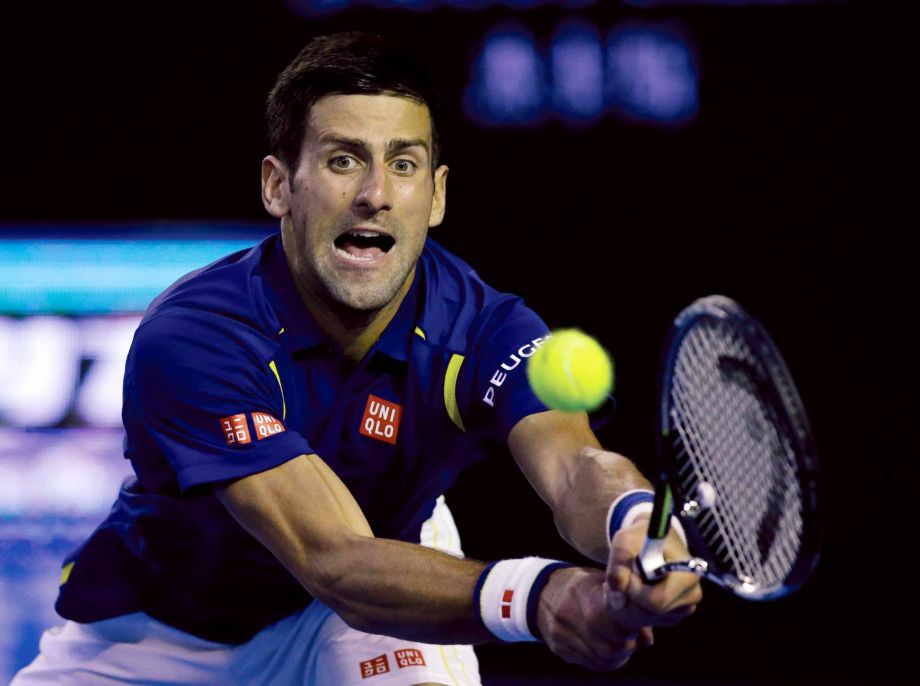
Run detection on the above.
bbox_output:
[300,269,415,363]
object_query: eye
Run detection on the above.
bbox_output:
[391,158,417,175]
[329,155,358,172]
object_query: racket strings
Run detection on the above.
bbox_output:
[674,337,802,587]
[676,327,802,585]
[669,320,804,591]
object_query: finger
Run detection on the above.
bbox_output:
[610,574,702,629]
[575,638,638,672]
[605,551,634,595]
[607,526,645,582]
[617,600,696,628]
[548,618,637,672]
[556,645,636,673]
[629,569,702,613]
[616,590,698,627]
[638,626,654,647]
[646,571,703,613]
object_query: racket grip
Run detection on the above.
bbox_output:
[637,534,668,584]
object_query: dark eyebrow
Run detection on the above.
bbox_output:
[386,138,430,157]
[316,133,430,159]
[317,134,369,150]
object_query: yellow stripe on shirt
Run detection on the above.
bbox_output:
[443,354,466,432]
[269,360,286,421]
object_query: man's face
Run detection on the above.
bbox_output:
[268,94,448,314]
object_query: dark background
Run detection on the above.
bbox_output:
[1,1,902,683]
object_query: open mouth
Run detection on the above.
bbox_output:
[333,229,396,262]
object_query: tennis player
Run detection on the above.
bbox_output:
[12,32,701,685]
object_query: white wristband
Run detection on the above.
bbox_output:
[475,557,570,643]
[606,489,687,547]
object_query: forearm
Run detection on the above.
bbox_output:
[299,533,492,643]
[508,411,652,564]
[552,446,652,563]
[216,454,494,644]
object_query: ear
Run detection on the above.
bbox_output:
[428,165,449,228]
[261,156,291,218]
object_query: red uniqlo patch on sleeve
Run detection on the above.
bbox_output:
[358,394,402,445]
[220,414,251,445]
[394,648,426,668]
[359,654,390,678]
[251,412,285,440]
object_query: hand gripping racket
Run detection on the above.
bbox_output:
[638,295,822,600]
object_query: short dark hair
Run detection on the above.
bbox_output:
[266,32,442,174]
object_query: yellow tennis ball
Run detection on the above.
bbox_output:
[527,329,614,412]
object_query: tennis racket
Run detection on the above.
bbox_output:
[637,295,821,600]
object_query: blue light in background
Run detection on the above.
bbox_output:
[386,0,436,9]
[606,23,698,125]
[0,237,265,314]
[465,20,697,127]
[284,0,352,16]
[441,0,492,8]
[551,20,604,124]
[464,27,546,126]
[499,0,553,8]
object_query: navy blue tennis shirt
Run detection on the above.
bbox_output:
[56,234,610,643]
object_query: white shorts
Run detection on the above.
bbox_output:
[12,496,482,686]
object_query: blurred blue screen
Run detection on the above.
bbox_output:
[0,224,270,681]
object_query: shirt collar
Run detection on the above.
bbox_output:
[262,234,420,361]
[261,235,327,352]
[373,267,421,363]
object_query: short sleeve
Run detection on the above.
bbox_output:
[123,311,313,491]
[455,299,552,441]
[455,298,616,443]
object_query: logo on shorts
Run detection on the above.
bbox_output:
[359,394,402,445]
[359,654,390,678]
[252,412,285,440]
[394,648,426,668]
[501,589,514,619]
[220,414,251,445]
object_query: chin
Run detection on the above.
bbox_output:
[329,283,400,313]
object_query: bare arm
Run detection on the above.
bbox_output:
[508,409,652,563]
[216,445,675,672]
[509,409,702,637]
[215,453,491,643]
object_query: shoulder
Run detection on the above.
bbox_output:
[129,237,283,379]
[417,238,541,354]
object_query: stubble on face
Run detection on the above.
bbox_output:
[280,94,444,321]
[305,209,415,314]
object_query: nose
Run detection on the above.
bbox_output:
[354,162,392,216]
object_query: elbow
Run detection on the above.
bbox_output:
[552,502,583,553]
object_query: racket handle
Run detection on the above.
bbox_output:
[637,534,668,584]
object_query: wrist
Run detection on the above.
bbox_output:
[474,557,572,643]
[606,489,687,547]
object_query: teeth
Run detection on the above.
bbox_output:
[335,246,376,261]
[349,230,381,238]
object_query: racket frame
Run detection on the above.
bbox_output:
[637,296,822,600]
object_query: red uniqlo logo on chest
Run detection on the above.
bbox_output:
[359,654,390,678]
[220,414,251,445]
[359,395,402,445]
[394,648,426,668]
[251,412,285,440]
